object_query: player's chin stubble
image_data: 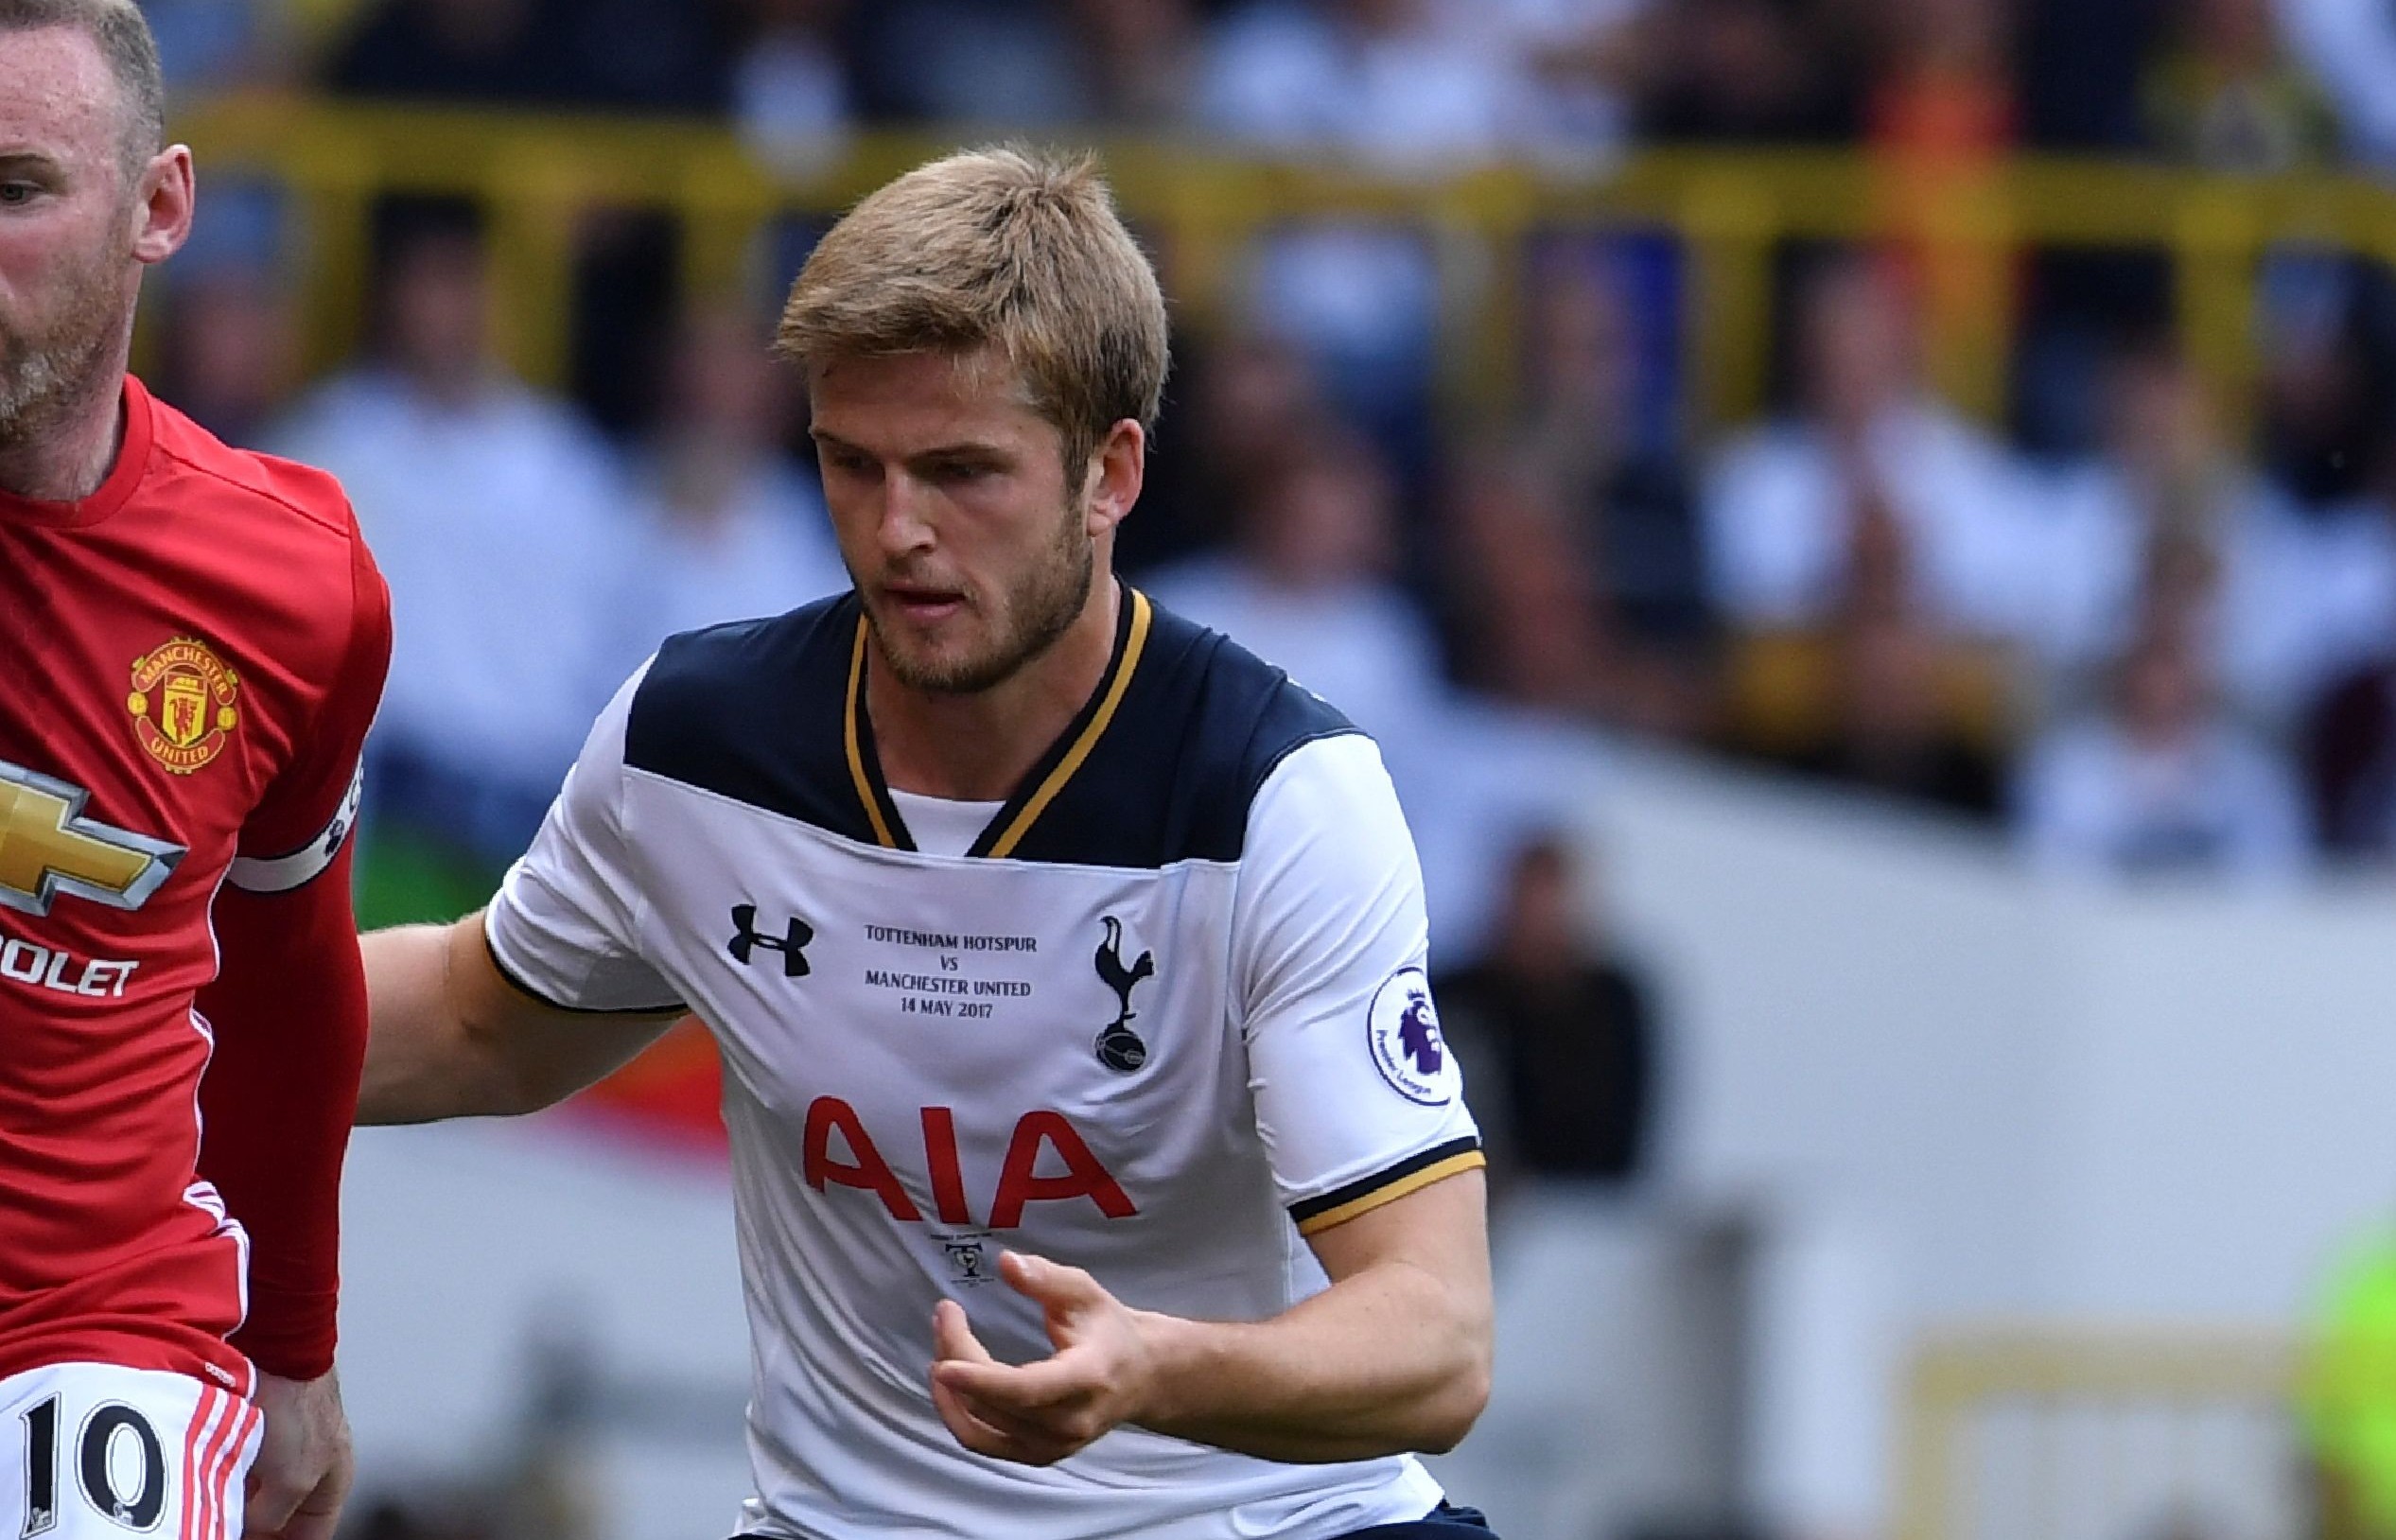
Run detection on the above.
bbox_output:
[873,504,1096,697]
[0,254,125,445]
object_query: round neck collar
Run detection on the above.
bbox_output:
[0,376,155,531]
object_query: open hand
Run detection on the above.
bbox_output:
[928,1252,1157,1465]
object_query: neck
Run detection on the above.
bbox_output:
[0,361,130,504]
[868,575,1123,802]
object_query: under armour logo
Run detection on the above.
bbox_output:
[728,904,813,977]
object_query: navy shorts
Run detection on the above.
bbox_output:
[1335,1502,1495,1537]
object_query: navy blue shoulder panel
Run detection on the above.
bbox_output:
[621,592,884,846]
[997,597,1362,868]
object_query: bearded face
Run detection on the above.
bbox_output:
[0,214,126,442]
[865,490,1096,697]
[0,25,153,458]
[812,349,1111,700]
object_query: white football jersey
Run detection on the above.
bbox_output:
[486,588,1484,1539]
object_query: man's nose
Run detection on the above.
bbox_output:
[876,474,938,558]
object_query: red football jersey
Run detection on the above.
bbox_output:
[0,376,391,1393]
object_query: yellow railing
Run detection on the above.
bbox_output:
[1898,1328,2301,1540]
[170,96,2396,432]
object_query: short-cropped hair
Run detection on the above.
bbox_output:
[0,0,165,179]
[778,146,1171,477]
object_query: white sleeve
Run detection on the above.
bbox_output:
[1232,734,1483,1237]
[482,661,684,1014]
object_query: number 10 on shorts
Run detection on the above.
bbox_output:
[2,1367,259,1540]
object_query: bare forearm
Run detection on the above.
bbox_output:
[359,915,679,1125]
[358,919,513,1123]
[1130,1259,1492,1462]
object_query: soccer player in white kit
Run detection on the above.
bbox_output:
[358,147,1498,1540]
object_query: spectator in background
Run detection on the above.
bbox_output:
[2304,481,2396,862]
[1435,834,1655,1197]
[151,268,302,449]
[1129,328,1328,572]
[1865,0,2019,407]
[1512,257,1715,728]
[843,0,1195,130]
[1866,0,2015,161]
[729,0,853,168]
[1444,444,1715,739]
[1068,0,1198,128]
[2014,0,2160,151]
[849,0,1087,126]
[324,0,562,101]
[2254,257,2396,509]
[1145,424,1450,751]
[1703,254,2033,643]
[626,305,848,643]
[144,0,288,87]
[2308,654,2396,861]
[1444,448,1625,719]
[1520,258,1708,640]
[2280,0,2396,169]
[2142,0,2335,171]
[2026,335,2389,729]
[1778,586,2007,818]
[2014,615,2310,878]
[272,201,646,866]
[1424,0,1652,164]
[326,0,738,111]
[1197,0,1510,464]
[1635,0,1863,143]
[1198,0,1521,167]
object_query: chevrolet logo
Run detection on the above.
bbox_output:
[0,762,184,917]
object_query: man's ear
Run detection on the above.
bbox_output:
[1084,419,1146,539]
[130,145,195,268]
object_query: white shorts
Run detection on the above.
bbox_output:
[0,1365,261,1540]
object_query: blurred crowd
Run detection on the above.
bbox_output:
[136,0,2396,933]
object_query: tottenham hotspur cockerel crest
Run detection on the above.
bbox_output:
[1093,916,1154,1073]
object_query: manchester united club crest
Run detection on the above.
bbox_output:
[128,638,239,775]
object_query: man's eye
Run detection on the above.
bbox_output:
[0,184,36,206]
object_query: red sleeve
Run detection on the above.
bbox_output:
[195,523,393,1381]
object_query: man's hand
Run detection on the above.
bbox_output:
[928,1252,1159,1465]
[243,1370,355,1540]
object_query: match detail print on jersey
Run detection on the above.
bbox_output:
[0,761,184,918]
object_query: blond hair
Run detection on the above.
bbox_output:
[778,146,1170,476]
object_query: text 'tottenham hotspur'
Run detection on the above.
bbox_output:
[863,925,1038,954]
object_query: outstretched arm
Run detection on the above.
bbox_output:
[360,912,681,1124]
[930,1167,1491,1465]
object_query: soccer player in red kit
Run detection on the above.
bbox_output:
[0,5,390,1539]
